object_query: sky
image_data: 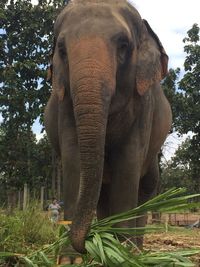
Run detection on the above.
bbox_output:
[131,0,200,70]
[31,0,199,159]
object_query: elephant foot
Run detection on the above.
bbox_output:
[57,244,83,265]
[74,257,83,264]
[58,255,83,264]
[58,255,71,264]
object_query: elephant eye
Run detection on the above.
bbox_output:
[117,36,131,64]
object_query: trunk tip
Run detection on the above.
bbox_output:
[69,208,96,253]
[70,225,88,254]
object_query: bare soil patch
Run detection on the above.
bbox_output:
[144,226,200,265]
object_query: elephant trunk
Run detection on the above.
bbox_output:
[68,38,116,253]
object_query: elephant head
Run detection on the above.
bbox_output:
[50,0,168,253]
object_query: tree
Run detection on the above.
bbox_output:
[175,24,200,192]
[31,135,53,198]
[161,24,200,193]
[161,139,195,194]
[0,0,64,128]
[0,0,64,204]
[162,68,181,130]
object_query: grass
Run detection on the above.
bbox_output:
[0,202,58,254]
[0,188,200,266]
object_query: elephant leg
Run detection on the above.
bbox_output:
[109,151,141,248]
[97,183,111,220]
[137,156,159,248]
[109,146,141,229]
[61,130,80,221]
[97,161,111,220]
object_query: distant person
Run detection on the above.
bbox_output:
[48,198,61,223]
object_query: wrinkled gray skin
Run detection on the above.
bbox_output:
[44,0,172,253]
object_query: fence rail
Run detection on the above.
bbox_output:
[148,212,200,226]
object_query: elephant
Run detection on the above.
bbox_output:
[44,0,172,254]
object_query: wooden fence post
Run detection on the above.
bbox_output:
[23,183,28,210]
[18,190,21,209]
[40,186,45,210]
[57,160,62,201]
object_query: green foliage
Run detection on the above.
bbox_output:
[161,139,195,193]
[32,135,53,188]
[177,24,200,135]
[161,24,200,193]
[0,188,199,266]
[176,24,200,191]
[0,127,36,188]
[0,0,63,200]
[0,0,54,127]
[163,24,200,137]
[161,137,200,195]
[0,128,52,203]
[0,202,58,254]
[162,68,181,130]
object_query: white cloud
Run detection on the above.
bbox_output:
[162,132,194,162]
[132,0,200,70]
[36,132,45,141]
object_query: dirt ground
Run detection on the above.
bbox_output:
[144,225,200,266]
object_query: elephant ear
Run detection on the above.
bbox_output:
[47,37,55,82]
[52,59,65,101]
[47,37,65,101]
[136,19,168,96]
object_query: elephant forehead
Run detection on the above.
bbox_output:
[61,0,127,20]
[111,10,131,38]
[58,5,113,32]
[56,2,132,39]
